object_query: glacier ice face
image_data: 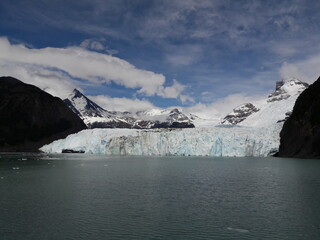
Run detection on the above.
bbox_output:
[40,124,282,157]
[40,129,138,154]
[106,126,281,157]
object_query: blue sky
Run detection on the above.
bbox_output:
[1,0,320,117]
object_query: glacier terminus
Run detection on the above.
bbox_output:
[40,124,282,157]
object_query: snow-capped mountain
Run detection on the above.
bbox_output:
[135,108,196,128]
[267,78,309,102]
[221,103,260,125]
[221,78,309,127]
[64,89,136,128]
[64,89,195,129]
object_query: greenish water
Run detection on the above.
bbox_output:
[1,153,320,240]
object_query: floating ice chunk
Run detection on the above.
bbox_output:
[227,227,249,233]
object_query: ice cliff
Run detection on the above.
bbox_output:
[40,124,282,157]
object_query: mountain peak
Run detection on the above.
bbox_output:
[69,88,85,99]
[282,77,309,89]
[170,108,181,114]
[268,77,308,103]
[65,89,106,118]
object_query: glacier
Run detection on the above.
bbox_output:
[40,78,307,157]
[40,124,282,157]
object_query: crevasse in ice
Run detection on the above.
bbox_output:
[40,124,282,157]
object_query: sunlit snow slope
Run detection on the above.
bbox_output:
[222,78,309,127]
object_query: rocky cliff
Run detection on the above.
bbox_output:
[0,76,86,152]
[277,77,320,158]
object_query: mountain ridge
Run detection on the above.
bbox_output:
[64,89,195,129]
[221,78,309,126]
[277,76,320,158]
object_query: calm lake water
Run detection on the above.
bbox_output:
[1,153,320,240]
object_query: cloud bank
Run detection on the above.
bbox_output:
[0,37,187,100]
[88,95,156,112]
[280,58,320,84]
[0,60,78,99]
[184,93,266,119]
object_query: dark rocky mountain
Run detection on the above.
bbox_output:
[277,77,320,158]
[0,77,86,152]
[221,103,260,125]
[64,89,195,129]
[64,89,107,118]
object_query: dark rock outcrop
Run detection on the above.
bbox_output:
[221,103,260,125]
[0,76,87,152]
[62,149,85,153]
[152,121,195,128]
[277,77,320,158]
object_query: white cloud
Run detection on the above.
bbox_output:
[179,94,194,104]
[280,59,320,84]
[279,62,304,81]
[80,39,106,51]
[159,79,185,98]
[88,95,156,112]
[184,93,266,119]
[0,37,187,99]
[183,103,221,120]
[80,38,119,55]
[0,60,78,99]
[210,93,266,115]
